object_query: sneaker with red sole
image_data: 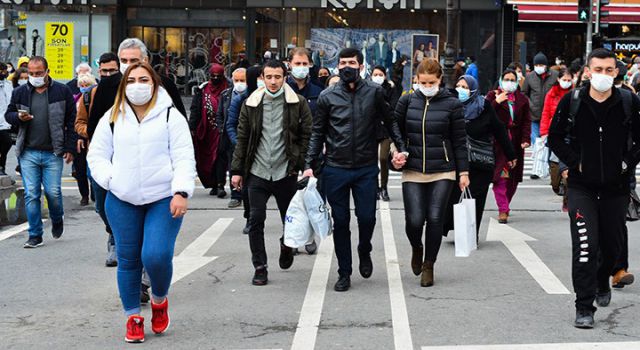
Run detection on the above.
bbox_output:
[125,315,145,343]
[151,298,170,334]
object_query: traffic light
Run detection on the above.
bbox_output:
[578,0,591,22]
[598,0,610,29]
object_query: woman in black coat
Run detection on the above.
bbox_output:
[392,59,469,288]
[443,75,517,244]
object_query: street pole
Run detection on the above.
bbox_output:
[442,0,458,88]
[586,9,593,58]
[595,0,600,34]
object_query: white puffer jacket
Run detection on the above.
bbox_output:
[87,87,196,206]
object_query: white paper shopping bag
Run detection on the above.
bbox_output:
[454,187,477,257]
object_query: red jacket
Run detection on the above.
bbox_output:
[540,84,571,136]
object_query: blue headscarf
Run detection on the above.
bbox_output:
[458,75,485,121]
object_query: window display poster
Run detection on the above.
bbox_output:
[310,28,428,91]
[45,22,74,80]
[411,34,440,79]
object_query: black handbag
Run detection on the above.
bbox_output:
[467,136,495,169]
[626,189,640,222]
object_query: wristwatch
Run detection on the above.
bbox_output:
[175,191,188,198]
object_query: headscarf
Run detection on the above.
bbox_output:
[458,75,485,121]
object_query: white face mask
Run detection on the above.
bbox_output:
[501,81,518,93]
[559,80,572,90]
[120,63,129,75]
[29,75,46,88]
[126,83,153,106]
[412,83,420,92]
[291,66,309,80]
[371,76,385,85]
[590,73,614,93]
[534,66,546,75]
[419,85,439,97]
[257,80,265,89]
[555,59,562,66]
[18,79,28,86]
[234,82,247,93]
[572,77,579,85]
[517,72,523,81]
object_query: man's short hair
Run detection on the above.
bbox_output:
[29,56,48,70]
[75,62,92,74]
[262,60,288,75]
[232,67,246,76]
[118,38,148,59]
[0,62,6,71]
[339,48,363,65]
[288,47,313,63]
[587,48,617,66]
[99,52,119,67]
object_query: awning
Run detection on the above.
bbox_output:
[511,2,640,24]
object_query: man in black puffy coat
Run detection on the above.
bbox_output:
[303,48,407,292]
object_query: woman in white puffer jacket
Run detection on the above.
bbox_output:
[87,62,196,344]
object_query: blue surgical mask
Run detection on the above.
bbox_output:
[257,80,265,89]
[291,66,309,80]
[265,86,284,98]
[80,86,93,94]
[456,87,470,102]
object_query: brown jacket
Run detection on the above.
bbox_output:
[75,87,97,139]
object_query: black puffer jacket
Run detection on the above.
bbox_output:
[305,79,406,169]
[394,88,469,174]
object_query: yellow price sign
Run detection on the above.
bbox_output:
[45,22,74,81]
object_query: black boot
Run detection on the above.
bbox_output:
[574,309,594,329]
[376,187,381,200]
[411,245,423,276]
[381,187,390,202]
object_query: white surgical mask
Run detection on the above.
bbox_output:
[572,77,579,85]
[126,83,153,106]
[419,85,438,97]
[534,66,546,75]
[257,79,265,89]
[234,82,247,93]
[412,83,420,92]
[559,80,572,90]
[28,75,46,88]
[590,73,614,93]
[501,81,518,93]
[119,63,129,75]
[18,79,28,86]
[371,76,385,85]
[291,66,309,80]
[517,72,523,81]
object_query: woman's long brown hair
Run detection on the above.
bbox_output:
[110,62,161,123]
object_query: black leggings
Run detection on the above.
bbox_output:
[403,180,455,262]
[0,130,12,169]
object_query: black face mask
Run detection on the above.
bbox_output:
[318,76,329,87]
[210,76,222,85]
[339,67,359,84]
[101,72,122,85]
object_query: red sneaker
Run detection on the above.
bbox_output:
[125,315,145,343]
[151,298,170,334]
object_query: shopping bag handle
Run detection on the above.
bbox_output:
[458,187,473,203]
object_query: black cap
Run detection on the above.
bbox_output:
[533,52,548,66]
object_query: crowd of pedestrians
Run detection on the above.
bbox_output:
[1,40,638,342]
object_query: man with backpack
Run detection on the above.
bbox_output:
[549,48,640,329]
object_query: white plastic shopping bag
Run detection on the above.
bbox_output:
[284,188,313,248]
[531,137,550,178]
[303,177,332,241]
[454,187,477,257]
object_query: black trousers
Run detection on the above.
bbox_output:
[246,174,297,268]
[72,146,90,198]
[568,186,627,312]
[0,130,13,169]
[444,167,494,236]
[403,180,455,262]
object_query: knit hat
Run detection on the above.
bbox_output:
[616,60,627,81]
[533,52,548,66]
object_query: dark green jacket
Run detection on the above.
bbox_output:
[231,84,312,179]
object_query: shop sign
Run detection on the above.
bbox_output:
[321,0,422,10]
[0,0,88,4]
[45,21,74,80]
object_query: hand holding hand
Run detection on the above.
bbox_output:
[391,151,407,169]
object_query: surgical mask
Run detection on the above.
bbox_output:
[265,87,284,98]
[517,72,523,81]
[501,81,518,93]
[572,77,579,85]
[257,80,265,89]
[339,67,359,84]
[7,66,13,73]
[126,83,153,106]
[291,66,310,80]
[534,66,546,75]
[559,80,572,90]
[234,82,247,93]
[29,75,46,88]
[80,86,93,94]
[371,76,385,85]
[419,85,438,97]
[119,63,129,75]
[615,83,623,89]
[555,59,562,66]
[412,83,420,92]
[18,79,28,86]
[590,73,614,93]
[456,87,470,102]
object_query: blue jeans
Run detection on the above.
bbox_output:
[531,121,540,143]
[323,164,379,276]
[90,178,112,239]
[105,193,183,315]
[19,149,64,238]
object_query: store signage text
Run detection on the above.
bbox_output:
[0,0,88,5]
[45,22,74,81]
[615,42,640,51]
[321,0,422,10]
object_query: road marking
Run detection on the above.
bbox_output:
[0,220,47,242]
[171,218,233,285]
[291,235,334,350]
[421,341,640,349]
[486,218,570,295]
[380,201,414,350]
